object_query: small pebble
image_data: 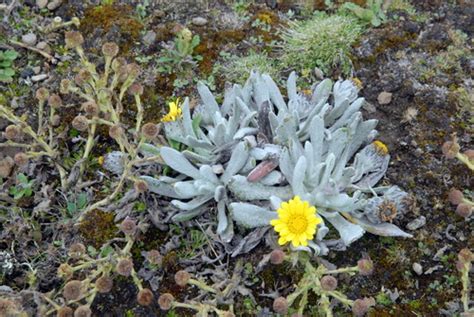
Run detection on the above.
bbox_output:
[22,33,37,46]
[142,31,156,46]
[47,0,61,10]
[31,74,48,82]
[406,216,426,231]
[36,0,48,9]
[20,68,35,78]
[212,164,224,174]
[377,91,393,105]
[192,17,208,26]
[412,262,423,275]
[32,66,41,74]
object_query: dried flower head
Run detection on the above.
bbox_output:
[68,243,86,258]
[134,179,148,193]
[141,122,159,139]
[146,250,163,266]
[74,69,92,86]
[352,297,375,317]
[102,42,119,57]
[448,188,464,205]
[14,152,28,166]
[48,94,62,108]
[120,217,136,236]
[128,83,143,95]
[35,87,50,102]
[272,297,288,314]
[72,115,89,132]
[269,249,285,265]
[111,57,127,73]
[320,275,338,291]
[464,149,474,161]
[63,280,82,301]
[441,139,460,159]
[222,312,235,317]
[4,125,21,140]
[108,124,124,140]
[377,200,397,222]
[456,203,472,218]
[270,196,322,247]
[57,263,74,279]
[126,63,141,78]
[0,157,14,178]
[158,293,174,311]
[73,305,91,317]
[0,298,18,316]
[458,248,473,263]
[57,306,74,317]
[65,31,84,49]
[357,258,374,276]
[174,270,190,287]
[116,258,134,276]
[82,101,99,117]
[95,276,113,293]
[137,288,154,306]
[60,79,71,94]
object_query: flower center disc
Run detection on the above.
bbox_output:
[288,215,308,234]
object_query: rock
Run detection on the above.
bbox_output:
[406,216,426,231]
[192,17,208,26]
[32,66,41,74]
[412,262,423,275]
[142,31,156,46]
[36,41,51,54]
[36,0,48,9]
[46,0,61,10]
[20,68,35,78]
[21,33,37,46]
[31,74,48,82]
[362,101,377,113]
[377,91,392,105]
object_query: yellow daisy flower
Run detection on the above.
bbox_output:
[161,98,182,123]
[270,196,322,247]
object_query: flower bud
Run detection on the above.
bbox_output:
[108,124,124,140]
[68,243,86,258]
[35,87,50,102]
[48,94,62,109]
[126,63,141,78]
[116,258,134,276]
[82,101,99,117]
[448,188,464,205]
[111,57,127,73]
[174,270,190,287]
[51,114,61,127]
[63,280,82,300]
[272,297,288,314]
[134,179,148,193]
[65,31,84,49]
[128,83,143,95]
[158,293,174,310]
[137,288,154,306]
[120,217,136,236]
[73,305,91,317]
[458,248,473,263]
[357,258,374,276]
[141,122,158,139]
[456,203,472,218]
[57,263,74,279]
[14,152,28,166]
[441,140,460,159]
[0,157,14,178]
[102,42,119,58]
[320,275,338,291]
[72,115,89,132]
[95,276,113,293]
[4,125,21,140]
[269,249,285,265]
[146,249,162,266]
[352,297,375,317]
[57,306,74,317]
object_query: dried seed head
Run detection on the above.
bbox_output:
[120,217,137,236]
[448,188,464,205]
[60,79,71,94]
[141,122,158,139]
[72,115,89,132]
[57,263,74,279]
[174,270,190,287]
[128,83,143,95]
[127,63,141,78]
[269,249,285,265]
[352,297,375,317]
[458,248,473,263]
[320,275,338,291]
[377,200,397,222]
[4,125,21,140]
[137,288,154,306]
[74,69,92,86]
[146,249,163,266]
[116,258,134,276]
[65,31,84,49]
[82,101,99,117]
[108,124,124,140]
[48,94,63,108]
[35,87,50,102]
[102,42,119,58]
[63,280,82,301]
[95,276,113,293]
[51,114,61,127]
[57,306,74,317]
[0,298,18,316]
[456,203,472,218]
[463,149,474,160]
[111,57,127,73]
[272,297,288,314]
[68,243,86,258]
[357,258,374,276]
[14,152,28,166]
[134,179,148,193]
[73,305,91,317]
[0,157,14,178]
[158,293,174,311]
[441,140,460,159]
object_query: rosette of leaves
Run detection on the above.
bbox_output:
[0,50,19,83]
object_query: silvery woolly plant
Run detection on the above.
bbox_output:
[130,71,413,255]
